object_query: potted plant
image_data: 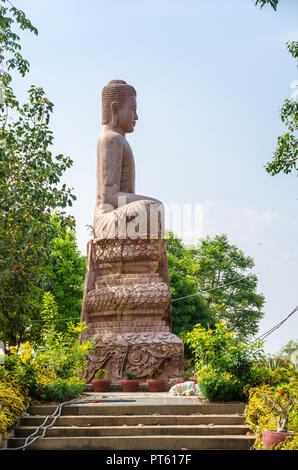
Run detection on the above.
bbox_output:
[260,385,295,450]
[121,371,139,392]
[146,367,165,392]
[92,369,110,392]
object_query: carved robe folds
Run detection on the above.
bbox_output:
[80,238,184,384]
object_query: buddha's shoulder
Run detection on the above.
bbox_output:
[98,128,125,148]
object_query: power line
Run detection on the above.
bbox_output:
[19,255,298,323]
[5,0,16,9]
[28,317,80,324]
[171,254,298,303]
[255,305,298,342]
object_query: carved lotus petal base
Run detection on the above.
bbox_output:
[85,279,170,314]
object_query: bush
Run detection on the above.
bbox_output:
[0,375,28,437]
[186,322,264,401]
[4,341,58,400]
[94,369,108,379]
[197,369,245,402]
[245,381,298,450]
[40,377,85,403]
[248,359,297,389]
[275,434,298,450]
[2,322,93,403]
[148,367,163,379]
[124,371,138,380]
[5,343,40,398]
[35,322,95,380]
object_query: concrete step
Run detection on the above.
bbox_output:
[7,400,254,451]
[27,403,245,416]
[19,414,246,427]
[8,435,255,450]
[15,424,250,437]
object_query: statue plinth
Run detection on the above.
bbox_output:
[81,238,184,384]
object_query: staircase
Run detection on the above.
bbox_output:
[7,400,255,450]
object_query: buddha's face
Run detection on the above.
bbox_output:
[117,95,138,133]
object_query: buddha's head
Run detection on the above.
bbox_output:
[102,80,138,133]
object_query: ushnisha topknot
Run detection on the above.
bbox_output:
[102,80,136,125]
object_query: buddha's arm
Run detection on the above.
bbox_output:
[99,134,123,208]
[100,134,162,209]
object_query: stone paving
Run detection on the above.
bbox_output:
[74,391,207,406]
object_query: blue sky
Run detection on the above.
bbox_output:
[13,0,298,354]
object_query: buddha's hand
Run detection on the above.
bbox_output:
[122,199,163,219]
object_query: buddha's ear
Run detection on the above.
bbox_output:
[111,101,119,127]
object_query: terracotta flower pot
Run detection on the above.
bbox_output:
[262,430,293,450]
[176,379,195,384]
[121,379,139,392]
[91,379,111,392]
[146,379,165,392]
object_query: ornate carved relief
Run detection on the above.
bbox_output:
[84,331,184,384]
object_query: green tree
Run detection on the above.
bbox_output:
[167,233,265,341]
[255,0,279,10]
[255,1,298,176]
[166,232,216,339]
[41,215,86,334]
[277,339,298,360]
[192,234,265,340]
[0,1,76,350]
[265,41,298,177]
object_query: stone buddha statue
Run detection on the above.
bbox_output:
[94,79,163,240]
[80,80,184,384]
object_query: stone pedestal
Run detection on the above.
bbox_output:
[80,238,184,384]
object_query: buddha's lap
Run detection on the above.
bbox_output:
[94,201,163,239]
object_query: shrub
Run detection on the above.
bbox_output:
[1,320,93,407]
[186,322,264,379]
[245,381,298,450]
[256,357,293,370]
[3,325,92,403]
[124,371,138,380]
[179,370,194,380]
[248,360,297,389]
[4,341,59,400]
[148,367,163,379]
[94,369,108,379]
[5,343,39,398]
[35,322,95,380]
[197,369,245,402]
[275,434,298,450]
[0,378,28,437]
[40,377,85,403]
[186,322,264,401]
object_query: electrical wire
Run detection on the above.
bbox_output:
[255,305,298,342]
[171,254,298,303]
[11,253,297,324]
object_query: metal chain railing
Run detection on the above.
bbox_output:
[0,396,136,451]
